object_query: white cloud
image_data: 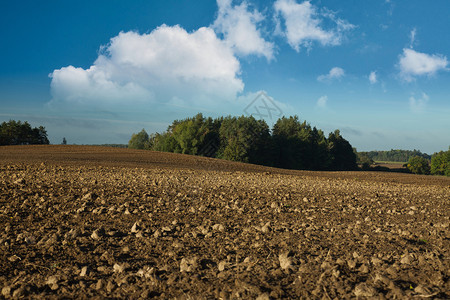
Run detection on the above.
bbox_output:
[369,71,377,84]
[380,24,389,30]
[50,25,244,107]
[409,28,416,48]
[213,0,274,60]
[409,92,429,112]
[398,48,448,81]
[317,67,345,82]
[239,90,290,122]
[385,0,395,16]
[274,0,354,52]
[316,95,327,108]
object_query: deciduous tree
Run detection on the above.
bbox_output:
[430,148,450,176]
[128,129,150,150]
[407,156,430,175]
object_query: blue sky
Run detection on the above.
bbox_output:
[1,0,449,153]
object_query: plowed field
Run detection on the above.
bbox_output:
[1,145,449,299]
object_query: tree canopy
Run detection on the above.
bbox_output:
[356,152,374,170]
[129,113,358,171]
[128,129,150,150]
[430,147,450,176]
[272,116,332,170]
[407,156,431,175]
[327,130,358,171]
[357,149,430,162]
[217,116,271,165]
[0,120,49,145]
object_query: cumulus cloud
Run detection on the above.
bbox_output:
[50,25,244,107]
[398,48,448,81]
[213,0,274,60]
[274,0,354,52]
[369,71,377,84]
[316,95,327,108]
[317,67,345,82]
[409,92,429,112]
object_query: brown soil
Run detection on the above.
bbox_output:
[1,145,449,299]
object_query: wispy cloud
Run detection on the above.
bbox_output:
[409,28,417,48]
[274,0,354,52]
[317,67,345,82]
[369,71,377,84]
[316,95,327,108]
[385,0,395,16]
[379,24,389,30]
[341,126,363,136]
[371,131,385,138]
[409,92,429,113]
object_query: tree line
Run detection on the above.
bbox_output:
[0,120,49,146]
[129,113,358,171]
[405,148,450,176]
[430,148,450,176]
[356,147,450,177]
[357,149,431,163]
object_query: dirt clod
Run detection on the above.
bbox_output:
[1,286,11,298]
[354,282,377,297]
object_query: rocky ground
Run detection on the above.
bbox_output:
[0,146,449,299]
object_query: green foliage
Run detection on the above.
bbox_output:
[358,149,430,162]
[92,144,128,148]
[151,132,181,153]
[327,130,358,171]
[407,156,430,175]
[172,113,219,156]
[150,113,220,156]
[128,129,150,150]
[272,116,307,169]
[272,116,331,170]
[217,116,271,164]
[430,148,450,176]
[134,114,358,171]
[356,153,374,170]
[0,120,49,145]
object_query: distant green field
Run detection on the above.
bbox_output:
[91,144,128,148]
[374,161,406,165]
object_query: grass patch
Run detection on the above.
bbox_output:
[374,161,407,164]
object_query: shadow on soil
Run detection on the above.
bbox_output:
[360,165,411,174]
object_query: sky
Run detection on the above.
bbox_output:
[1,0,449,154]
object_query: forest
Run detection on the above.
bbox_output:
[0,120,49,145]
[357,149,431,162]
[129,113,358,171]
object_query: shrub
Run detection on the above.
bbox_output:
[431,148,450,176]
[357,153,374,170]
[407,156,430,175]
